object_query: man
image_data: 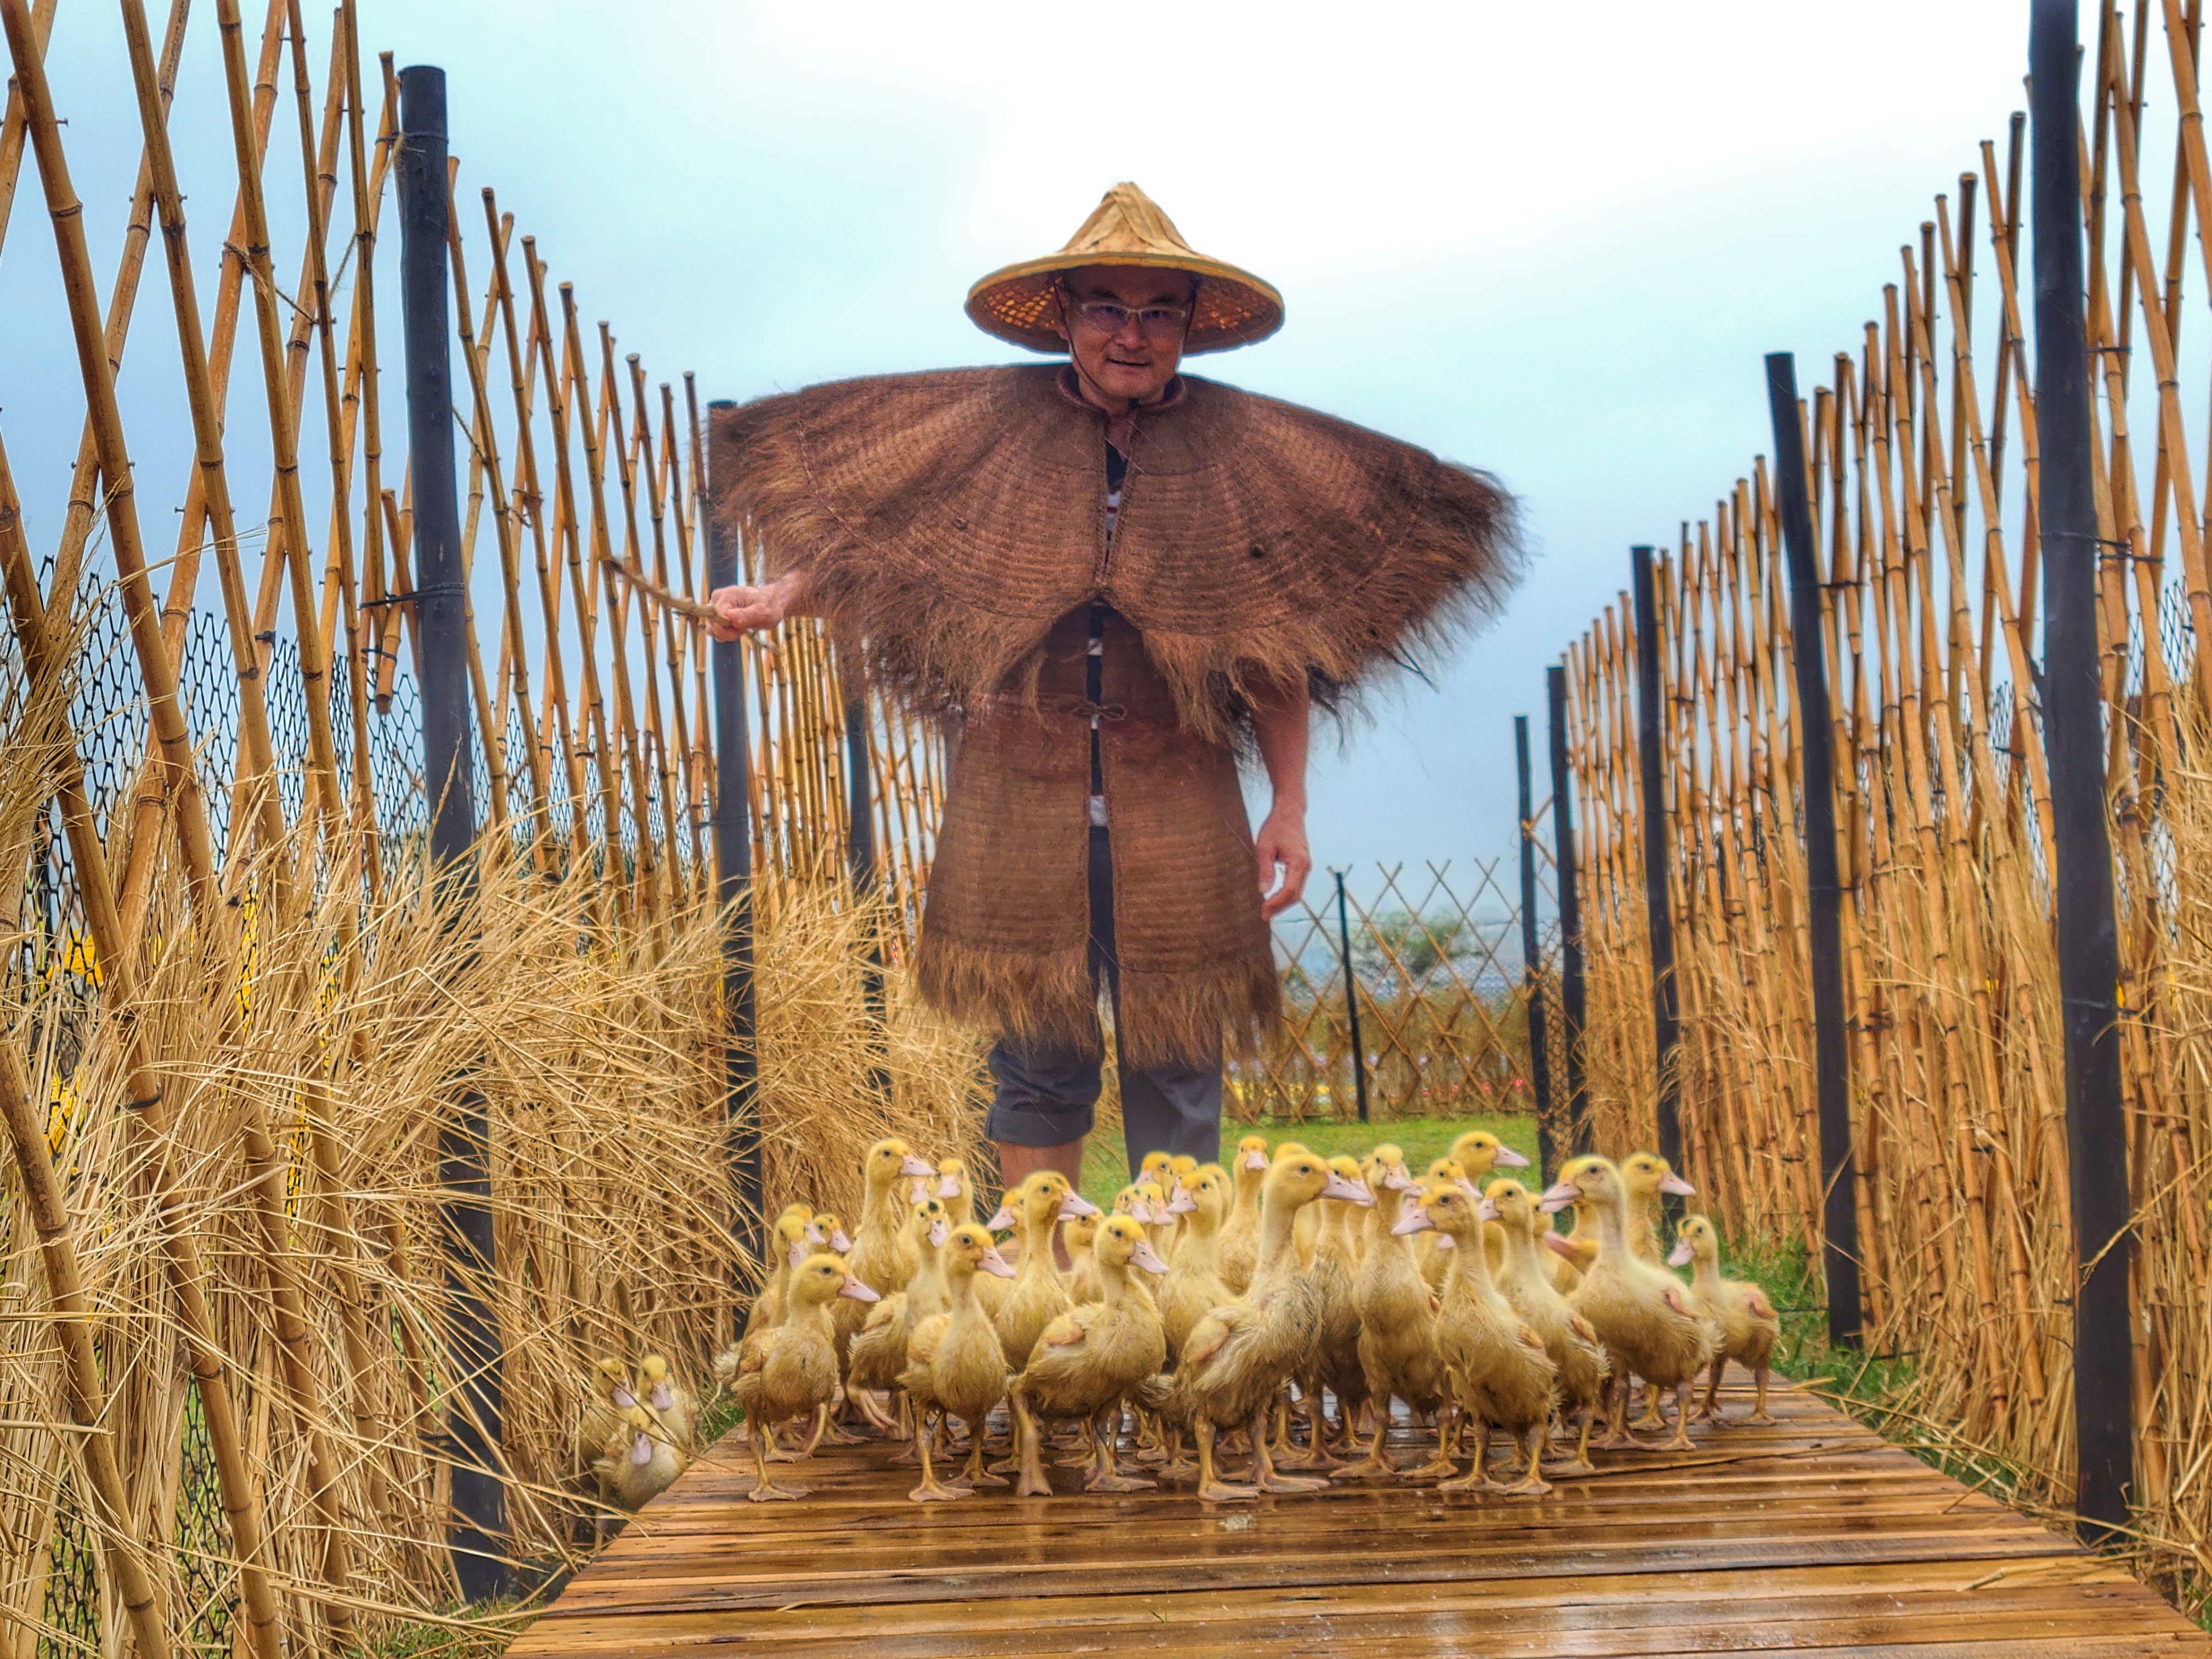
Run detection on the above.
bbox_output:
[708,184,1516,1193]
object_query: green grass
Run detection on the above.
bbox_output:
[1078,1111,1540,1210]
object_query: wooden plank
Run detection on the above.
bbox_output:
[506,1369,2206,1658]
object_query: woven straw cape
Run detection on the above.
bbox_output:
[966,182,1284,356]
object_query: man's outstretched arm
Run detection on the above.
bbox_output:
[706,569,815,639]
[1251,677,1312,920]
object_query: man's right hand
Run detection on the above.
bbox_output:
[706,571,809,640]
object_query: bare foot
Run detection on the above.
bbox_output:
[1498,1475,1554,1497]
[906,1478,972,1503]
[1542,1458,1597,1478]
[747,1481,810,1502]
[1255,1469,1328,1494]
[1196,1478,1260,1502]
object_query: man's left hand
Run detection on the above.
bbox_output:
[1256,804,1312,920]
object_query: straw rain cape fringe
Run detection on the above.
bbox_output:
[711,363,1519,1065]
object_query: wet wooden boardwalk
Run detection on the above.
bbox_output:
[508,1365,2209,1657]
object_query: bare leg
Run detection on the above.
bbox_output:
[855,1389,900,1434]
[889,1394,925,1466]
[749,1418,809,1502]
[1748,1365,1777,1426]
[997,1141,1082,1268]
[1248,1411,1328,1494]
[1084,1404,1156,1493]
[1194,1417,1259,1503]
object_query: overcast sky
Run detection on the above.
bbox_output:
[4,0,2041,901]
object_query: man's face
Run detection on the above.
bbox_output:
[1051,264,1193,405]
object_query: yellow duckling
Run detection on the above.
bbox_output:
[1158,1165,1232,1364]
[1395,1184,1556,1496]
[845,1199,951,1432]
[1335,1149,1453,1481]
[1133,1180,1173,1259]
[1171,1150,1374,1502]
[1158,1154,1200,1256]
[726,1252,881,1501]
[744,1207,817,1338]
[1285,1155,1368,1470]
[1011,1215,1173,1496]
[848,1140,935,1291]
[578,1356,637,1473]
[989,1170,1102,1369]
[1669,1214,1781,1425]
[1543,1224,1597,1291]
[899,1222,1018,1501]
[636,1354,697,1455]
[594,1405,687,1516]
[935,1156,977,1227]
[1417,1158,1467,1291]
[1063,1212,1103,1305]
[1217,1134,1270,1294]
[1542,1156,1716,1452]
[1487,1178,1610,1476]
[1618,1152,1699,1429]
[1620,1151,1696,1265]
[1448,1128,1533,1277]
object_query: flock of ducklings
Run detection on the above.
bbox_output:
[593,1133,1782,1511]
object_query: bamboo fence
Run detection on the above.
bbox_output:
[1554,0,2212,1609]
[0,4,974,1655]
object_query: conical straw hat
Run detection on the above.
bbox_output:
[966,182,1284,357]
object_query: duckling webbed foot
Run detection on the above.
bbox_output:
[1082,1407,1158,1493]
[961,1426,1012,1489]
[1248,1418,1328,1493]
[1332,1417,1402,1481]
[1192,1420,1259,1503]
[1662,1381,1699,1451]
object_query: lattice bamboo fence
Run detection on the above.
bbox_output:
[1553,0,2212,1609]
[1242,859,1554,1125]
[0,4,973,1656]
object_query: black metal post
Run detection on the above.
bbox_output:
[1515,714,1556,1181]
[841,663,891,1102]
[706,403,765,1287]
[399,63,504,1602]
[1333,869,1370,1124]
[2031,0,2133,1542]
[1630,546,1682,1192]
[1547,664,1589,1156]
[1767,352,1862,1349]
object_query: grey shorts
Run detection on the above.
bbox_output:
[984,827,1223,1177]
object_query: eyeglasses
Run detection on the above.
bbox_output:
[1060,294,1192,340]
